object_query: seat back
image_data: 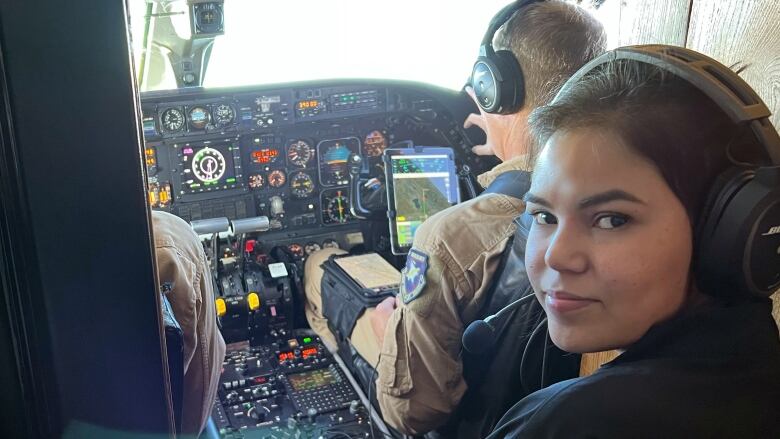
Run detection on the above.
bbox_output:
[160,292,184,434]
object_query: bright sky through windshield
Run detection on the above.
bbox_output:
[131,0,513,91]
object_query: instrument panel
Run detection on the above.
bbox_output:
[141,81,492,248]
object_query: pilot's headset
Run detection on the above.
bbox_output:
[554,45,780,299]
[470,0,545,114]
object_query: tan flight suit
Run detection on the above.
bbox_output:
[304,156,529,435]
[153,210,226,435]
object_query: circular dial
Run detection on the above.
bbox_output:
[304,242,322,255]
[323,191,350,225]
[213,104,235,126]
[287,140,313,167]
[363,130,387,157]
[322,238,340,249]
[195,5,223,33]
[161,108,185,132]
[248,174,265,189]
[191,147,226,183]
[268,169,286,188]
[290,172,315,198]
[287,243,304,258]
[188,106,211,130]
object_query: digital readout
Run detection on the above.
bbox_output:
[287,369,339,392]
[251,148,279,164]
[296,99,321,110]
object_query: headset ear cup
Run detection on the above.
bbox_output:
[695,168,753,297]
[493,49,525,114]
[695,167,780,298]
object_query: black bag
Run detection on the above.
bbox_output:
[320,253,396,347]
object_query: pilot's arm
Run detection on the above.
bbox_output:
[153,211,226,434]
[374,240,472,434]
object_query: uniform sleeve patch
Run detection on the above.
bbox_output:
[400,249,428,304]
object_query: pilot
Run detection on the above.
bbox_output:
[304,1,606,434]
[487,47,780,437]
[153,210,226,435]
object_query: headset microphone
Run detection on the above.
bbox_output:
[463,293,536,354]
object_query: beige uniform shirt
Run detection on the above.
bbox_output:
[153,210,226,434]
[376,156,528,435]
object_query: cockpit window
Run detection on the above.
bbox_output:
[129,0,514,91]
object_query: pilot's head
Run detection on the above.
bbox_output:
[473,0,606,161]
[494,0,606,113]
[522,56,771,353]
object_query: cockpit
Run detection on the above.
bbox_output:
[1,1,778,438]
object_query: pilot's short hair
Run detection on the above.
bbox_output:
[495,0,607,109]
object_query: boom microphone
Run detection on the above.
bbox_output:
[462,293,536,355]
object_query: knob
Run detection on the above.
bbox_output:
[225,391,239,404]
[349,400,360,415]
[247,406,267,422]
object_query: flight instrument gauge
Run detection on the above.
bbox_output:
[188,106,211,130]
[191,147,226,183]
[322,189,351,225]
[268,169,287,188]
[213,104,235,126]
[248,174,265,189]
[160,108,185,133]
[290,172,315,198]
[287,139,313,167]
[363,130,387,157]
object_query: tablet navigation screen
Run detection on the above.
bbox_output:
[390,154,458,247]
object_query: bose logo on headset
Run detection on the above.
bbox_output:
[763,225,780,236]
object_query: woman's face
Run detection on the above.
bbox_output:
[525,128,693,353]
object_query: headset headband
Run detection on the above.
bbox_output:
[555,45,780,164]
[480,0,542,50]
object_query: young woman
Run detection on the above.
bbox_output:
[487,47,780,438]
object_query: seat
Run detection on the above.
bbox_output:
[160,293,184,435]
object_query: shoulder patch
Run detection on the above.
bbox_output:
[400,249,428,304]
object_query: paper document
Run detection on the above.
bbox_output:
[334,253,401,290]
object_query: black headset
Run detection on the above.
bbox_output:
[555,45,780,298]
[470,0,544,114]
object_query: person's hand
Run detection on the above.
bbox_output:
[370,296,399,346]
[463,86,524,160]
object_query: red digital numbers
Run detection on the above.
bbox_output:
[301,347,318,359]
[278,351,295,362]
[252,148,278,164]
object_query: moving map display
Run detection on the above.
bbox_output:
[388,152,458,249]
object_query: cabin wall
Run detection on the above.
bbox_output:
[584,0,780,326]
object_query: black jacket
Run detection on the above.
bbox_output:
[487,298,780,438]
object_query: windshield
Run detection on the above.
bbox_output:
[129,0,516,91]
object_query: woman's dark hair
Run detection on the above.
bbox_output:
[528,59,769,227]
